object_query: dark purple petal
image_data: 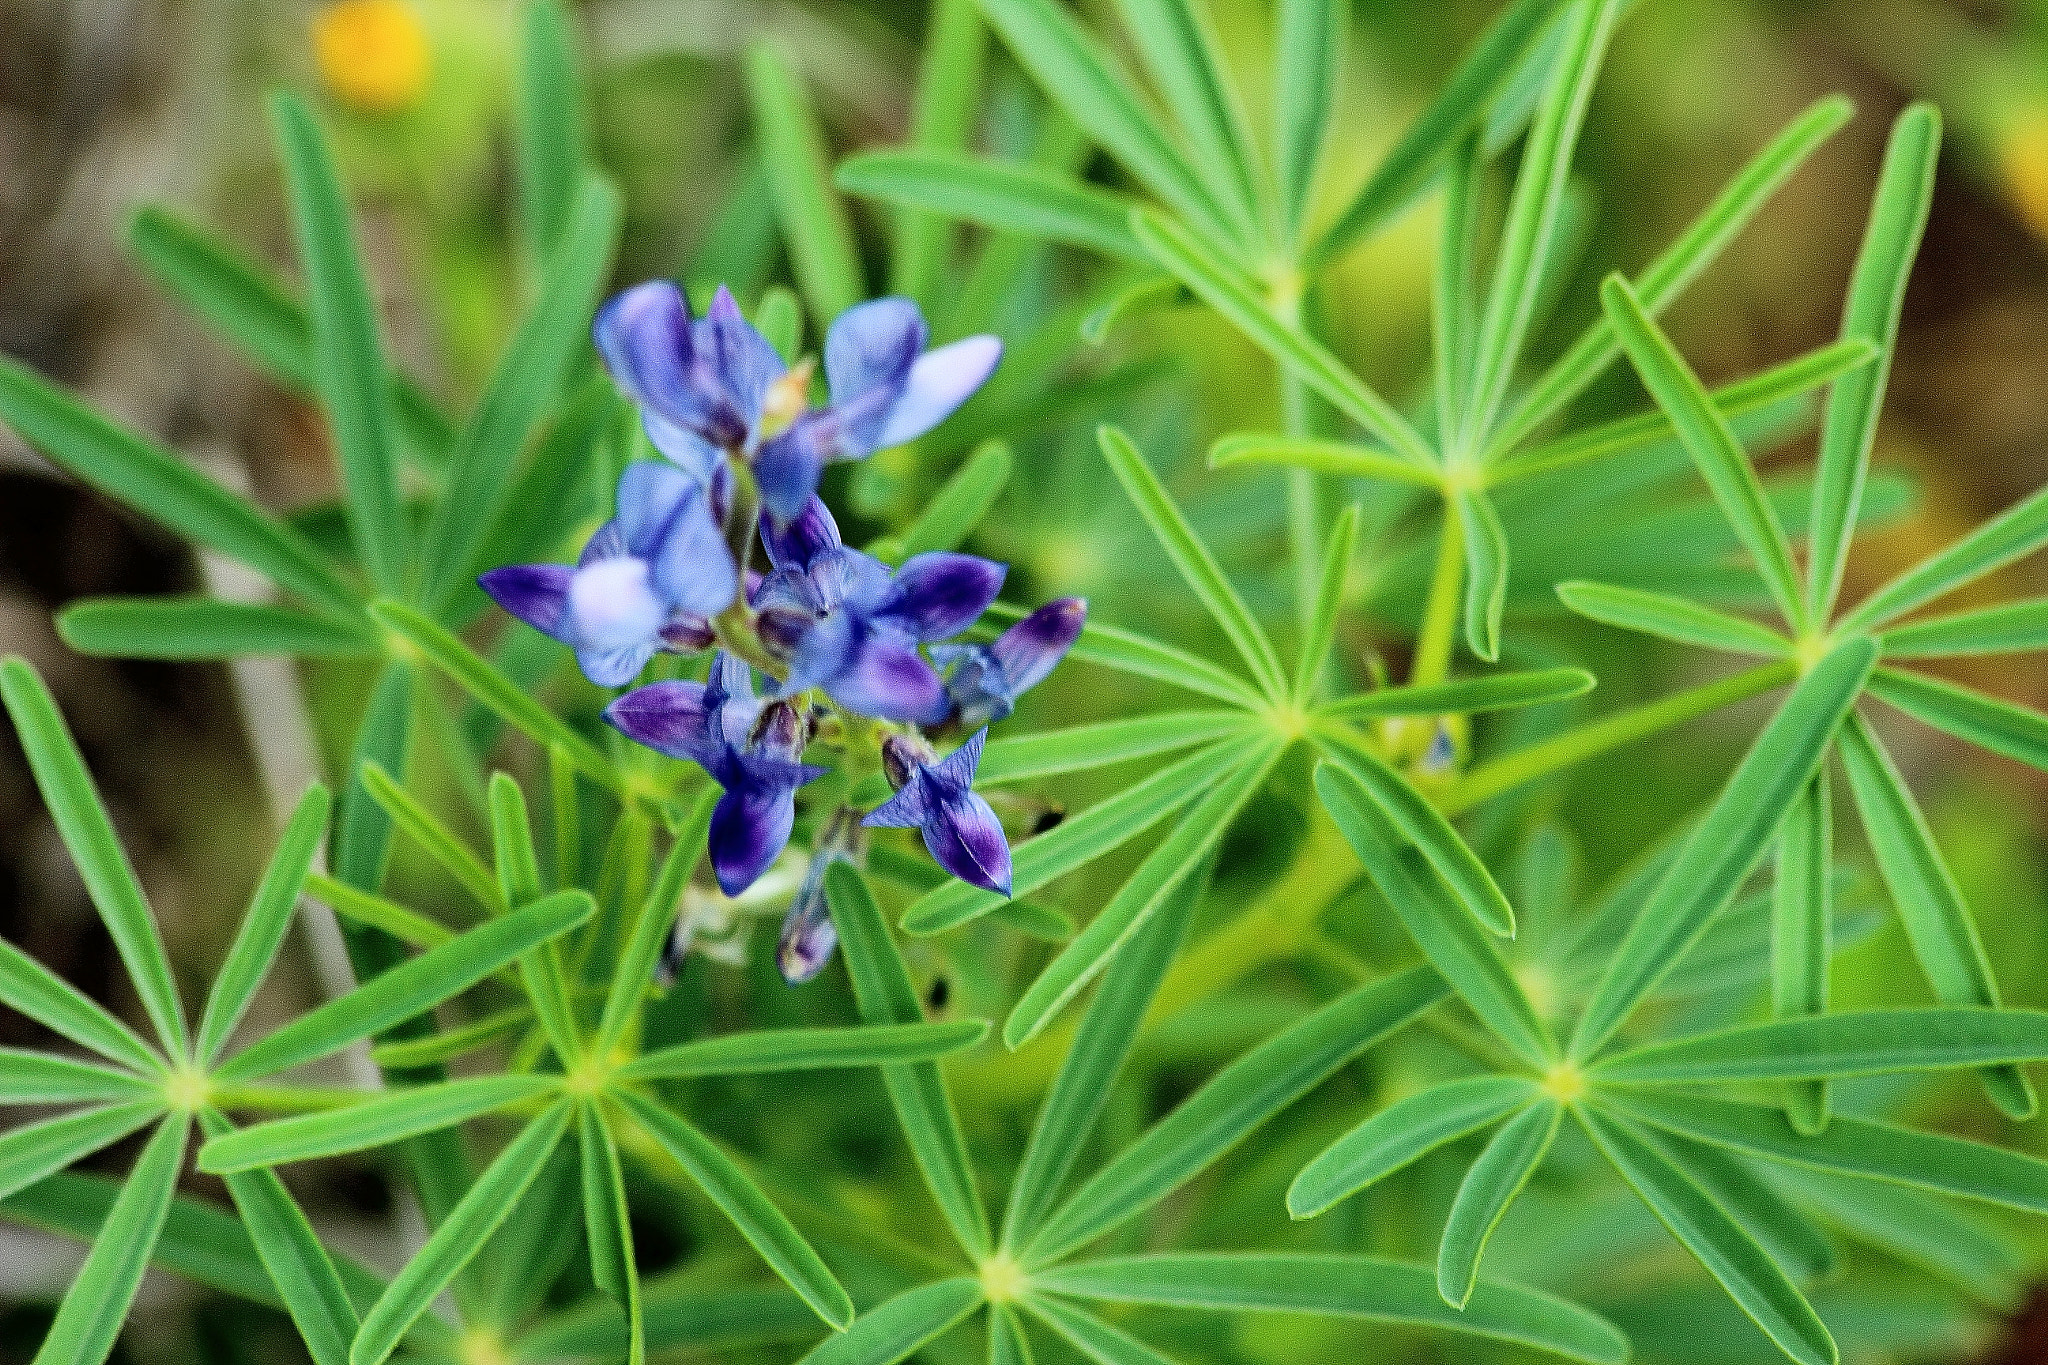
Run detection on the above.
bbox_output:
[825,630,948,724]
[824,298,926,405]
[759,496,842,572]
[751,420,834,524]
[594,282,697,424]
[479,564,573,642]
[709,781,798,896]
[926,728,987,800]
[925,790,1012,896]
[603,680,718,766]
[876,336,1002,448]
[700,285,786,434]
[862,774,931,830]
[878,553,1006,642]
[992,597,1087,696]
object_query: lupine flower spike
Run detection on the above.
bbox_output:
[604,653,825,895]
[865,729,1012,896]
[753,496,1006,723]
[479,462,735,685]
[931,597,1087,728]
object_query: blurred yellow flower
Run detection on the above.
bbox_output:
[1999,107,2048,243]
[314,0,431,114]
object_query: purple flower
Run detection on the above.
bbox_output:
[480,463,736,686]
[594,281,1001,523]
[864,730,1012,896]
[751,497,1006,724]
[605,653,826,895]
[931,597,1087,728]
[776,808,861,984]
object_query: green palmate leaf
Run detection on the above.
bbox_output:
[597,787,716,1054]
[1024,966,1447,1265]
[199,1110,358,1365]
[1289,1076,1537,1219]
[977,0,1235,244]
[515,0,589,260]
[369,601,620,796]
[1316,0,1560,264]
[1652,1130,1836,1284]
[1772,1166,2027,1308]
[1006,738,1282,1049]
[745,45,863,323]
[421,175,621,612]
[1608,1088,2048,1215]
[1456,487,1509,661]
[838,151,1149,261]
[2,658,187,1057]
[0,1051,150,1106]
[1595,1007,2048,1084]
[1318,733,1516,937]
[1099,426,1287,700]
[1273,0,1340,240]
[0,1102,163,1205]
[1113,0,1263,243]
[1495,338,1878,484]
[827,863,991,1258]
[901,737,1253,935]
[351,1101,573,1365]
[1492,95,1854,458]
[576,1104,643,1365]
[196,785,331,1067]
[1316,763,1550,1066]
[796,1278,982,1365]
[0,938,162,1076]
[1438,1099,1562,1308]
[200,1074,555,1173]
[1037,1254,1629,1365]
[619,1092,854,1329]
[1835,712,2035,1118]
[893,0,986,301]
[1002,857,1204,1252]
[57,598,374,660]
[1869,666,2048,772]
[1840,482,2048,634]
[1570,637,1876,1060]
[977,712,1250,787]
[1463,0,1621,441]
[305,874,453,952]
[1808,104,1940,621]
[1558,582,1789,656]
[981,602,1263,709]
[270,93,407,597]
[1772,771,1831,1134]
[624,1020,988,1081]
[1321,668,1594,721]
[1130,212,1438,469]
[1880,598,2048,657]
[1601,275,1805,627]
[1206,433,1440,486]
[896,441,1012,559]
[361,762,503,916]
[1578,1105,1836,1365]
[0,360,362,624]
[29,1113,188,1365]
[1295,503,1361,706]
[219,889,593,1081]
[331,659,412,897]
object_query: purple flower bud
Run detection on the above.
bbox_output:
[864,729,1012,896]
[931,597,1087,728]
[776,809,863,984]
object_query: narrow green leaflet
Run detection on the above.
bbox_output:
[795,1278,982,1365]
[270,93,407,596]
[331,659,413,897]
[57,598,374,660]
[1558,582,1789,656]
[1601,275,1804,627]
[219,889,593,1081]
[1435,131,1484,428]
[0,1051,149,1106]
[200,1075,555,1173]
[745,45,863,323]
[1295,504,1361,706]
[1771,1166,2026,1307]
[196,785,331,1066]
[980,603,1263,708]
[1274,0,1340,239]
[2,658,188,1057]
[624,1021,987,1080]
[597,788,716,1053]
[1438,1099,1562,1308]
[1206,433,1439,485]
[838,151,1149,261]
[1006,739,1282,1048]
[620,1092,854,1329]
[1880,598,2048,657]
[368,1005,531,1069]
[515,0,589,259]
[1868,666,2048,772]
[1579,1105,1836,1365]
[1316,762,1551,1067]
[1772,771,1831,1133]
[893,0,986,301]
[989,1302,1033,1365]
[515,1281,818,1360]
[350,1102,573,1365]
[1836,712,2034,1118]
[489,774,578,1061]
[1289,1076,1537,1219]
[1570,637,1876,1060]
[1840,481,2048,633]
[1029,1294,1175,1364]
[0,938,162,1076]
[1113,0,1263,243]
[1595,1008,2048,1083]
[305,874,454,952]
[576,1105,644,1365]
[1456,487,1509,661]
[1131,212,1438,469]
[1808,104,1940,621]
[29,1113,188,1365]
[1024,966,1447,1265]
[977,712,1249,787]
[1493,95,1854,457]
[361,762,504,916]
[1652,1130,1837,1284]
[1100,426,1287,699]
[1037,1254,1629,1365]
[898,441,1012,558]
[1321,668,1594,721]
[0,1102,163,1205]
[827,863,991,1258]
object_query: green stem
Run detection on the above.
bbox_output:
[1439,660,1796,814]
